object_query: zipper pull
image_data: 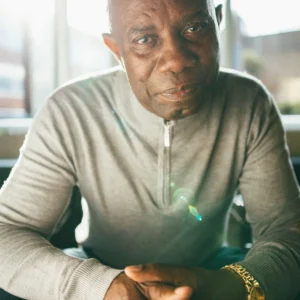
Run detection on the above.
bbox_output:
[164,121,171,148]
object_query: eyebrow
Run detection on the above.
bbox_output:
[127,10,210,37]
[127,26,156,37]
[181,10,210,23]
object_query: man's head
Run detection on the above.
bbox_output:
[103,0,222,120]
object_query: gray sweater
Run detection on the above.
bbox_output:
[0,67,299,300]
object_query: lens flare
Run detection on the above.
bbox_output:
[173,188,194,204]
[172,187,203,221]
[189,205,203,222]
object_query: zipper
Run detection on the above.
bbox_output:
[164,120,172,148]
[163,120,175,205]
[157,120,175,206]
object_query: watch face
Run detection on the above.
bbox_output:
[250,286,265,300]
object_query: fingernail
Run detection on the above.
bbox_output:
[126,265,143,272]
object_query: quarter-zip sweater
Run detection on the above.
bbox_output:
[0,68,299,300]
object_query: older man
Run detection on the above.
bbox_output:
[0,0,300,299]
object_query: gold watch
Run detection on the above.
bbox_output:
[222,264,265,300]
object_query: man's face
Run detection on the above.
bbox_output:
[104,0,222,120]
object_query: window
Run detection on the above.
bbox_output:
[0,0,55,117]
[0,0,113,118]
[0,4,26,117]
[67,0,114,78]
[228,0,300,114]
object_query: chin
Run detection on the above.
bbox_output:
[154,101,201,120]
[172,107,200,120]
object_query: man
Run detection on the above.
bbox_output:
[0,0,300,299]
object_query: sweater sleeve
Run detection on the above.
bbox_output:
[238,87,300,300]
[0,98,122,300]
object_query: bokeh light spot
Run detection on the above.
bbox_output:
[189,205,203,222]
[173,188,194,204]
[188,205,198,217]
[196,215,203,221]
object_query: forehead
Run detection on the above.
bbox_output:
[112,0,214,33]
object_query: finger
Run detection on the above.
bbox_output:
[141,284,193,300]
[125,264,192,285]
[174,286,194,299]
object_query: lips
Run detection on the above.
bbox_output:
[159,83,200,102]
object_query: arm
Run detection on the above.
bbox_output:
[238,87,300,300]
[0,98,122,300]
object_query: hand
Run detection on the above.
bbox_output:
[125,264,247,300]
[104,272,146,300]
[104,272,191,300]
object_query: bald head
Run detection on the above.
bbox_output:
[106,0,219,34]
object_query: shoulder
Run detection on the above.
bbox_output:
[219,68,270,96]
[218,70,284,147]
[218,68,274,110]
[33,66,127,130]
[49,66,124,105]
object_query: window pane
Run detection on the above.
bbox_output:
[0,0,55,117]
[30,1,55,115]
[0,5,26,117]
[67,0,115,78]
[231,0,300,114]
[30,0,57,115]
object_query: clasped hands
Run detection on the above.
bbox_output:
[104,263,247,300]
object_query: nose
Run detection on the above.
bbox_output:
[157,36,197,74]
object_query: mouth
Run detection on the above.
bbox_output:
[159,83,200,102]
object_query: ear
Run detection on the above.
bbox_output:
[102,33,122,63]
[215,4,223,26]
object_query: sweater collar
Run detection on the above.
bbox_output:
[113,68,221,133]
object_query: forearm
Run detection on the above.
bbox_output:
[240,224,300,300]
[0,224,122,300]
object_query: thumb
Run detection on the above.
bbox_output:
[174,286,194,299]
[142,284,193,300]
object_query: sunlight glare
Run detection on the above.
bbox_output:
[67,0,110,37]
[232,0,300,36]
[0,0,46,19]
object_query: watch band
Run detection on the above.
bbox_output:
[222,264,265,300]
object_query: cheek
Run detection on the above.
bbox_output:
[192,34,220,65]
[122,55,156,102]
[208,31,221,61]
[123,51,157,84]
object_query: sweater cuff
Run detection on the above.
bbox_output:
[239,255,284,300]
[63,258,123,300]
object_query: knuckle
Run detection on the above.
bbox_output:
[148,263,157,269]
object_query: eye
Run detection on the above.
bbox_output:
[135,36,154,45]
[184,22,208,34]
